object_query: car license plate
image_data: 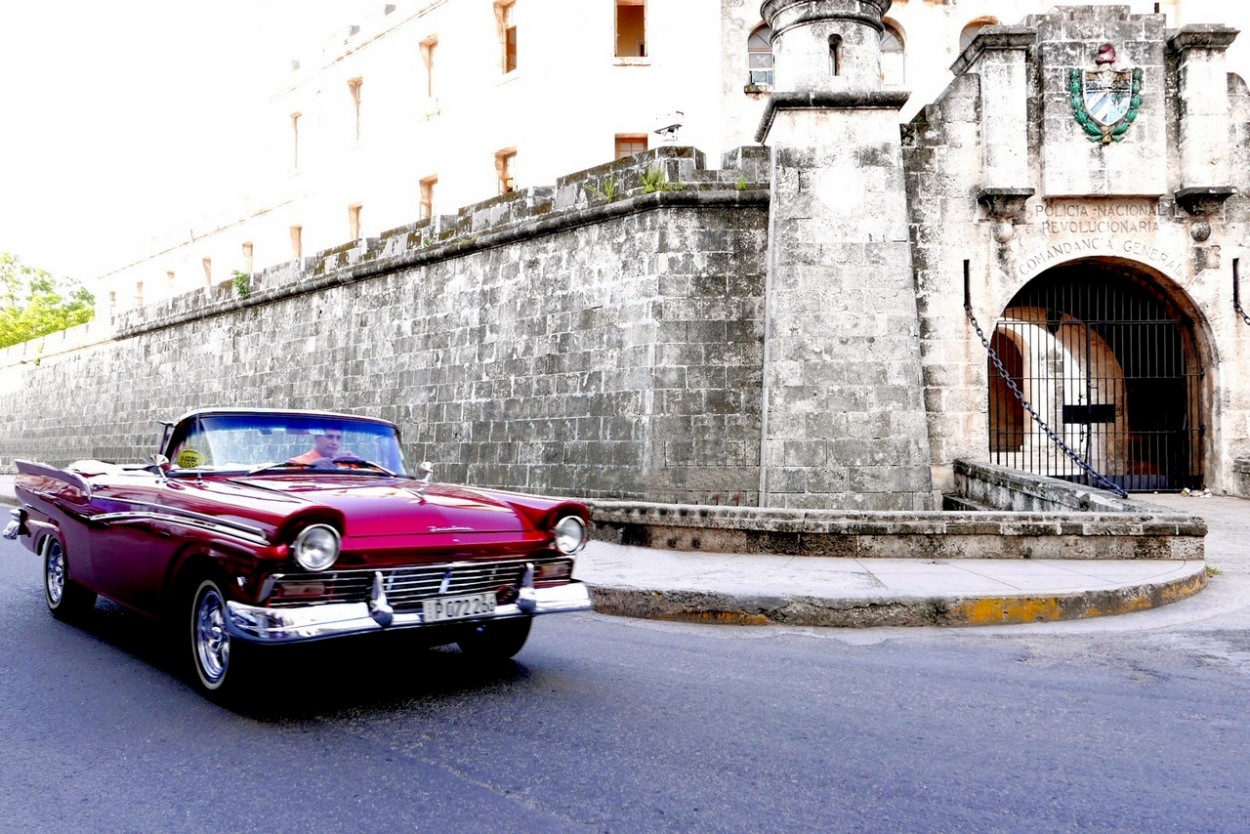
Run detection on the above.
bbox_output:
[423,592,497,623]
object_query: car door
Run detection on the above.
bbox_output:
[80,477,160,613]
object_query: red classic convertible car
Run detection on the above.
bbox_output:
[3,408,593,701]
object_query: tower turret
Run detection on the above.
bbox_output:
[756,0,934,510]
[762,0,893,92]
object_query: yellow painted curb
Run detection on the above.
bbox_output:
[587,565,1210,628]
[947,570,1208,626]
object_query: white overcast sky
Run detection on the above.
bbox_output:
[0,1,372,283]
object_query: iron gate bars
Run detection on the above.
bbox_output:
[967,260,1203,494]
[965,261,1128,498]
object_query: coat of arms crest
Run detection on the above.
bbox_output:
[1068,43,1143,144]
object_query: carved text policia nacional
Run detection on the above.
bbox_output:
[1034,202,1163,235]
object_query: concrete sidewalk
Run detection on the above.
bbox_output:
[1,474,1237,628]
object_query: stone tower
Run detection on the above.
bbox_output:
[756,0,934,510]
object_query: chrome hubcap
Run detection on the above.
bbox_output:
[46,541,66,606]
[194,585,229,686]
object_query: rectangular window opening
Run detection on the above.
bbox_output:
[348,204,363,240]
[291,112,302,168]
[615,0,646,58]
[496,2,517,73]
[495,149,516,194]
[615,134,648,160]
[421,38,438,97]
[420,176,437,220]
[347,78,363,141]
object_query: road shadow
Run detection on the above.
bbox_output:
[58,598,536,720]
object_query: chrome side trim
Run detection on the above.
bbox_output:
[225,581,592,644]
[90,508,270,546]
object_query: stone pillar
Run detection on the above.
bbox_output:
[756,0,934,510]
[958,29,1034,191]
[957,28,1037,239]
[1170,25,1239,215]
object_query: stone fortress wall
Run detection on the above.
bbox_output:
[0,148,774,505]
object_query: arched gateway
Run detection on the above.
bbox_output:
[987,258,1206,492]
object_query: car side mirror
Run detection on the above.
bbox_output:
[412,461,434,498]
[148,454,170,482]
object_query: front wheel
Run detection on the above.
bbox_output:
[44,537,96,622]
[189,578,252,700]
[456,617,532,661]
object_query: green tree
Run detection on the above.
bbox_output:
[0,253,96,349]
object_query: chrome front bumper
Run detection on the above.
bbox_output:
[225,580,593,644]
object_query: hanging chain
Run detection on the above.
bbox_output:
[966,303,1129,499]
[1236,298,1250,328]
[1235,260,1250,327]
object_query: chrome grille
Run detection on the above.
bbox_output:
[266,557,569,611]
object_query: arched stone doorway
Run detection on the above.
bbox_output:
[987,258,1206,492]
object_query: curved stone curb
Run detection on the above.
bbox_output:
[586,565,1209,628]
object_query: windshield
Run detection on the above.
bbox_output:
[165,413,409,476]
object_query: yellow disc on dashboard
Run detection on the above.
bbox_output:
[176,449,204,468]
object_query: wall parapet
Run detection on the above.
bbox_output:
[113,146,771,339]
[0,318,117,368]
[951,459,1149,513]
[587,457,1207,560]
[588,499,1204,561]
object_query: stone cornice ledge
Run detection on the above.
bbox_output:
[1174,185,1236,217]
[755,89,912,143]
[950,27,1035,77]
[977,187,1035,223]
[1168,25,1239,54]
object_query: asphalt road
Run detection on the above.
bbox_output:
[1,535,1247,834]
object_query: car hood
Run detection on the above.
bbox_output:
[225,476,527,537]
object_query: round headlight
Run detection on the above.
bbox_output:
[553,515,587,555]
[293,524,340,571]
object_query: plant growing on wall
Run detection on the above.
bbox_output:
[0,252,94,348]
[641,165,684,194]
[585,177,619,202]
[232,269,252,300]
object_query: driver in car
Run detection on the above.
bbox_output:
[288,427,345,465]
